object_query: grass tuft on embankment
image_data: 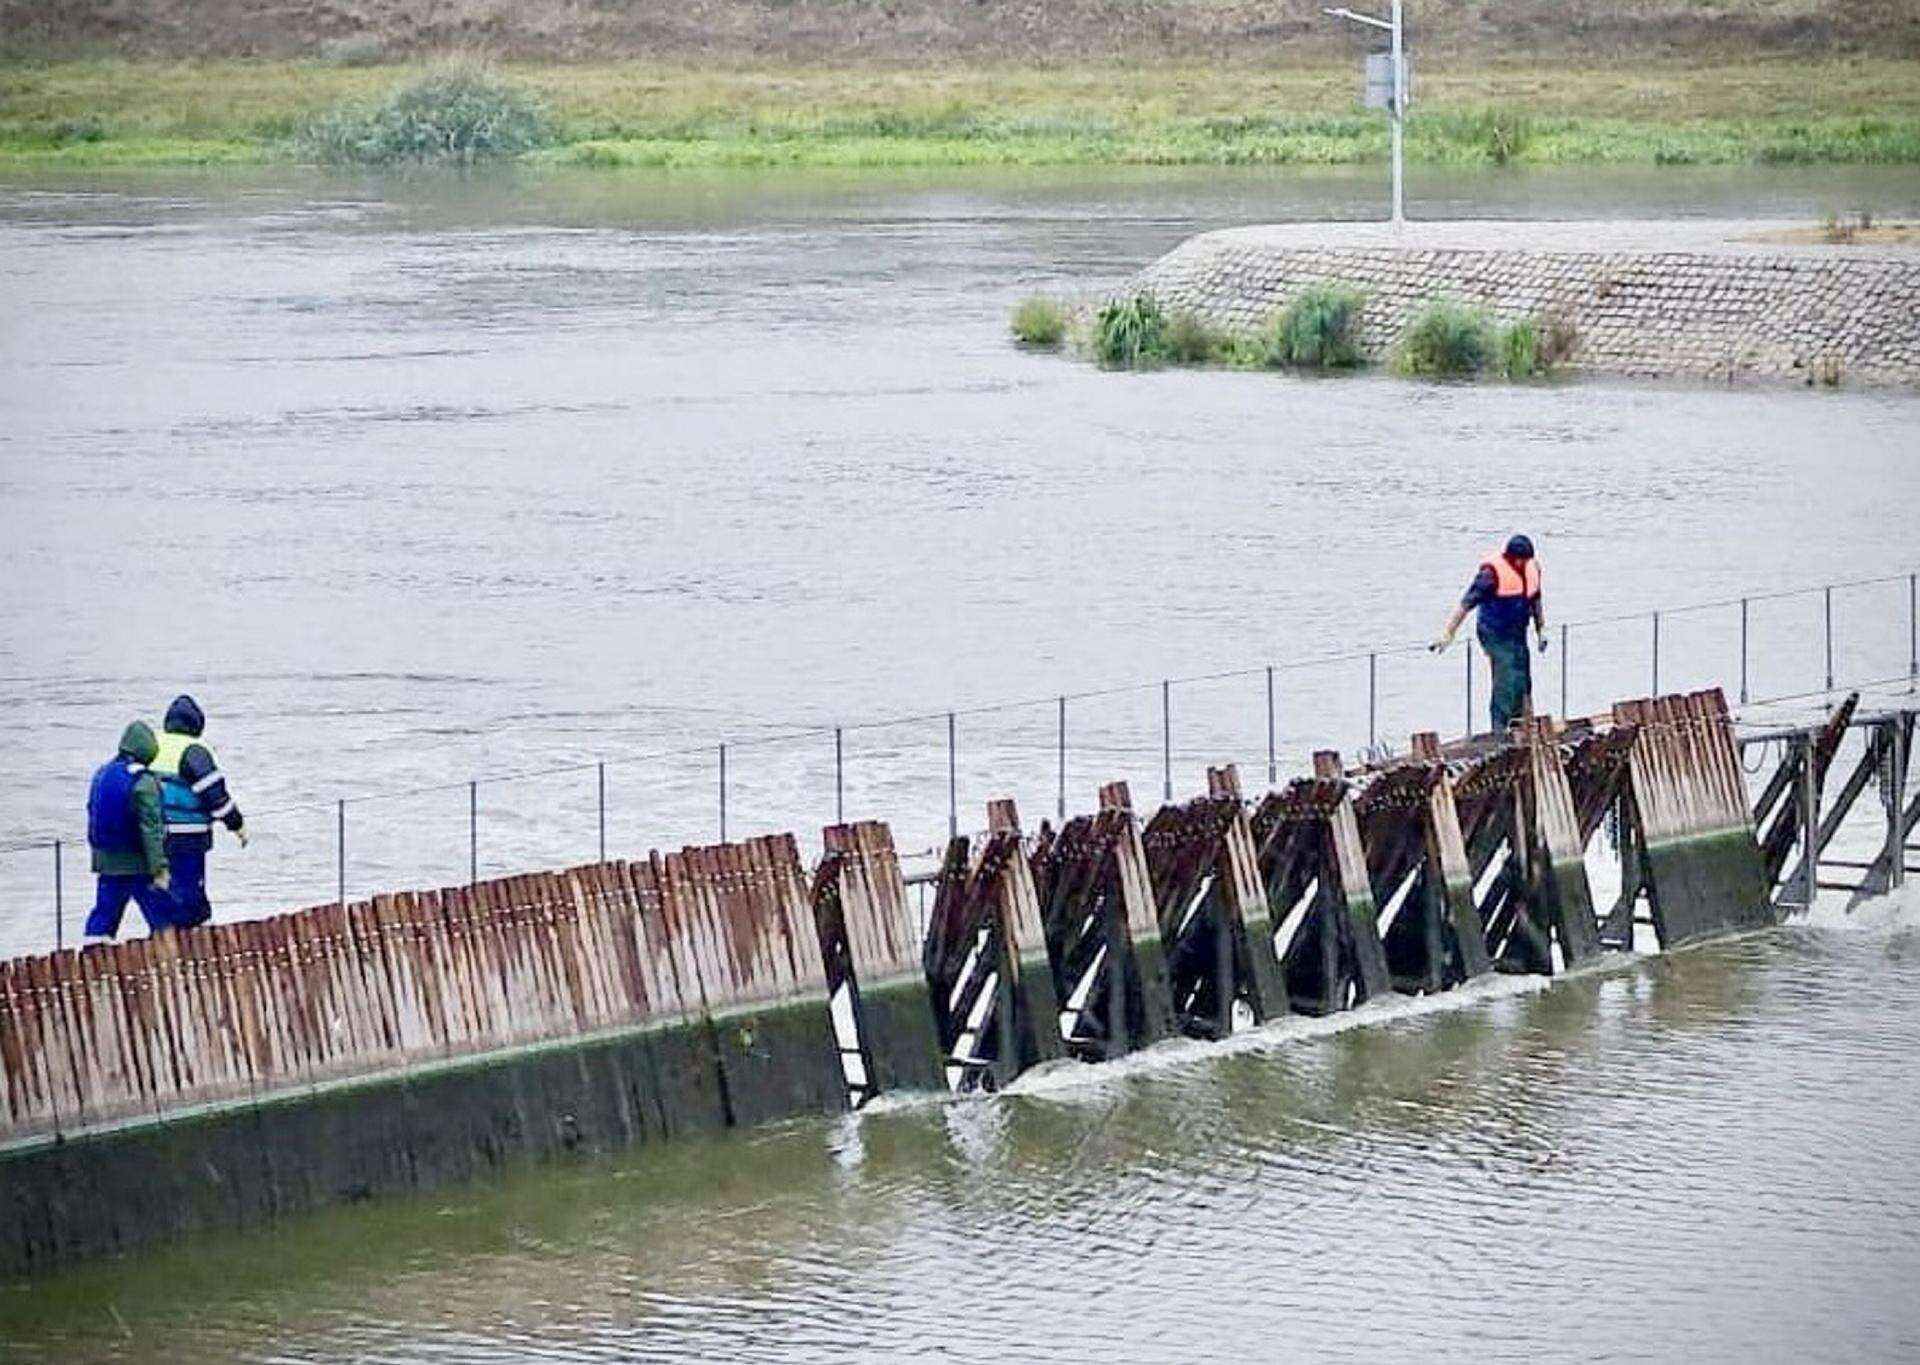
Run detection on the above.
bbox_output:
[1261,282,1367,369]
[1010,295,1068,348]
[299,62,550,165]
[2,59,1919,170]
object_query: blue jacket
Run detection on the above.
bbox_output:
[88,721,168,877]
[153,694,244,851]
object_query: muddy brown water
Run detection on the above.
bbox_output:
[1,162,1918,1357]
[2,163,1918,958]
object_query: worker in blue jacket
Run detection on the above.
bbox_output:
[152,695,247,928]
[1431,534,1550,733]
[83,720,174,942]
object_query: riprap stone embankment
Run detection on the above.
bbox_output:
[1131,220,1920,387]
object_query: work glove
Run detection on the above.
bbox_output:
[233,825,250,850]
[1428,636,1452,654]
[152,869,171,892]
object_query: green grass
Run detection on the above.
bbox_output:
[299,63,551,165]
[2,58,1919,170]
[1262,282,1367,368]
[1396,300,1498,378]
[1010,295,1067,348]
[1092,294,1171,369]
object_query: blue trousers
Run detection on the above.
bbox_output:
[1480,628,1534,732]
[85,874,175,938]
[166,842,212,929]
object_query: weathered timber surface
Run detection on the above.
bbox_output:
[1131,221,1920,388]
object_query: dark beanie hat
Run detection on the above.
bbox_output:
[1505,534,1535,559]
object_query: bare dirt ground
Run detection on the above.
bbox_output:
[3,0,1916,63]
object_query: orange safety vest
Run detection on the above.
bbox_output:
[1483,551,1541,599]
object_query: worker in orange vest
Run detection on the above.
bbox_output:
[1431,534,1549,732]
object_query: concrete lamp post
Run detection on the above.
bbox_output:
[1324,0,1407,226]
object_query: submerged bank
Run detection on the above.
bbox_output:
[3,59,1920,170]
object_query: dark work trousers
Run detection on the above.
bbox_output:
[1480,628,1533,733]
[165,840,213,928]
[85,874,174,938]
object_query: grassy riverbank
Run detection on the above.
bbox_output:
[3,59,1918,170]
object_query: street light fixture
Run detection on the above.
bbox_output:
[1323,0,1406,226]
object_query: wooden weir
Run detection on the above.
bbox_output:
[2,685,1914,1274]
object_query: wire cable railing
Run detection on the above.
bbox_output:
[4,566,1916,954]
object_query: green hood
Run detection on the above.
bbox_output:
[118,720,158,765]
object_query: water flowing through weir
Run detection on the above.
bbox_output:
[2,681,1912,1279]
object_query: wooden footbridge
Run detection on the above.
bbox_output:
[1,687,1913,1274]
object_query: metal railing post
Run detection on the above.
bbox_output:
[53,839,63,951]
[1265,665,1277,787]
[1651,611,1661,695]
[834,727,844,825]
[719,744,728,842]
[1559,623,1569,717]
[1367,652,1378,753]
[1161,680,1172,802]
[1739,597,1749,704]
[336,799,346,909]
[1465,638,1474,736]
[597,762,606,862]
[1057,696,1067,823]
[1824,584,1834,692]
[468,780,478,886]
[1910,572,1917,691]
[947,712,957,840]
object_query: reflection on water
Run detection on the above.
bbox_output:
[5,905,1917,1363]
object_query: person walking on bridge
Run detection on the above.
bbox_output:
[152,694,247,929]
[1431,535,1549,733]
[82,721,172,943]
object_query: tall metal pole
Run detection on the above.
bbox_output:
[468,780,478,886]
[1559,623,1569,718]
[1651,611,1661,695]
[1910,572,1918,692]
[597,762,606,862]
[53,840,63,951]
[1390,0,1405,226]
[719,744,728,842]
[1888,717,1908,892]
[1161,679,1173,802]
[336,799,346,909]
[834,727,844,825]
[1056,696,1067,823]
[1739,597,1750,705]
[1824,584,1834,692]
[1265,665,1277,787]
[947,712,958,840]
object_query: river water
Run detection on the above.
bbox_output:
[4,894,1918,1363]
[2,164,1919,955]
[1,162,1918,1356]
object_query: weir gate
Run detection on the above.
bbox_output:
[1,687,1914,1275]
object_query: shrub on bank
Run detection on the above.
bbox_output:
[1261,282,1366,368]
[1011,295,1068,348]
[1499,318,1543,379]
[1093,293,1171,368]
[1395,299,1496,377]
[301,63,550,166]
[1163,309,1228,364]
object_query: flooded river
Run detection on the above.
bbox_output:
[4,895,1918,1363]
[2,164,1918,951]
[2,162,1919,1356]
